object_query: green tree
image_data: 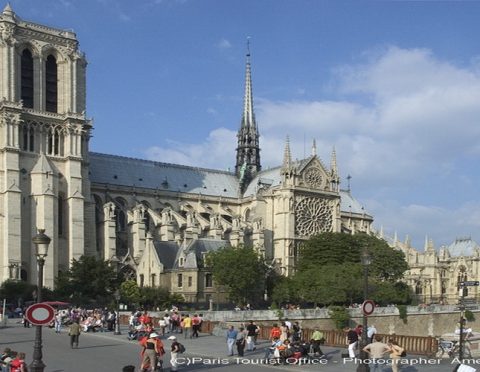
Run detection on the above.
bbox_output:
[54,255,119,305]
[289,232,411,306]
[271,276,300,305]
[0,280,36,306]
[205,245,266,305]
[139,287,184,310]
[120,280,141,307]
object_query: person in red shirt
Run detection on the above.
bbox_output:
[9,352,27,372]
[139,311,152,326]
[191,314,201,338]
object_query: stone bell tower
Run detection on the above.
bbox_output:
[0,5,94,288]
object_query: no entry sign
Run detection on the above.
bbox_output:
[362,300,375,316]
[25,303,55,326]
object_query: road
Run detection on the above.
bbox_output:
[0,322,473,371]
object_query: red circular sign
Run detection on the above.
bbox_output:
[25,303,55,326]
[362,300,375,316]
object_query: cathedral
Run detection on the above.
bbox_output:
[0,6,376,303]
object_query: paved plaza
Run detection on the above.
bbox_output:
[0,322,474,371]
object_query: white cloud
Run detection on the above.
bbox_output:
[144,46,480,248]
[216,38,232,49]
[144,128,236,170]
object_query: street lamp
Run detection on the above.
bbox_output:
[114,289,122,335]
[357,249,372,372]
[30,229,51,372]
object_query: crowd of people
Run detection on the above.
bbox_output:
[0,349,27,372]
[345,324,405,372]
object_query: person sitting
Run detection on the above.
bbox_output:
[277,339,294,364]
[264,337,283,360]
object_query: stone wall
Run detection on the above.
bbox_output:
[195,305,478,337]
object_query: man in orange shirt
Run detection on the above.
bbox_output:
[269,323,281,341]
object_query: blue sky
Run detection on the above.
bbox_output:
[8,0,480,251]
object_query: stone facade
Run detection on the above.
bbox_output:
[380,233,480,305]
[0,7,374,301]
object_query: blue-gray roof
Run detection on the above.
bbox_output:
[153,241,180,270]
[447,238,479,257]
[184,239,229,269]
[339,190,368,215]
[89,152,240,198]
[242,166,370,215]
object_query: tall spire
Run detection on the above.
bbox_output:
[311,139,317,156]
[235,38,261,184]
[282,136,292,169]
[330,146,338,176]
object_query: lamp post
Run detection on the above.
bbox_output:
[357,250,372,372]
[114,289,122,335]
[30,229,51,372]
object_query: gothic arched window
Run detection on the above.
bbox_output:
[45,55,58,112]
[21,49,34,108]
[415,281,423,295]
[47,127,63,156]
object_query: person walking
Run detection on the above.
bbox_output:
[387,338,405,372]
[367,324,377,344]
[246,321,258,351]
[168,336,180,372]
[182,314,192,339]
[363,335,390,372]
[191,314,200,338]
[226,325,238,356]
[140,332,164,372]
[54,311,63,334]
[311,327,325,357]
[68,320,81,349]
[236,327,247,357]
[346,327,358,358]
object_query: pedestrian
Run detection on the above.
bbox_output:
[280,321,289,342]
[158,318,167,336]
[140,332,164,372]
[68,319,81,349]
[269,323,281,341]
[291,321,302,342]
[191,314,200,338]
[387,338,405,372]
[363,335,390,372]
[311,327,325,357]
[0,348,13,372]
[54,311,63,334]
[226,325,238,356]
[22,313,29,328]
[236,327,247,357]
[182,314,192,339]
[246,321,258,351]
[367,324,377,344]
[168,336,180,372]
[9,352,27,372]
[346,327,358,358]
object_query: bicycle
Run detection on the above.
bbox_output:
[436,339,472,358]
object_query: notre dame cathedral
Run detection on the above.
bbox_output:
[0,5,374,303]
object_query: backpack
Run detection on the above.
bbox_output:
[178,343,186,353]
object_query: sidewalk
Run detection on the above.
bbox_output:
[86,327,461,371]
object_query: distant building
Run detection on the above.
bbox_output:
[384,234,480,305]
[0,6,373,303]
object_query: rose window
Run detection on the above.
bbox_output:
[295,197,333,236]
[304,167,323,189]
